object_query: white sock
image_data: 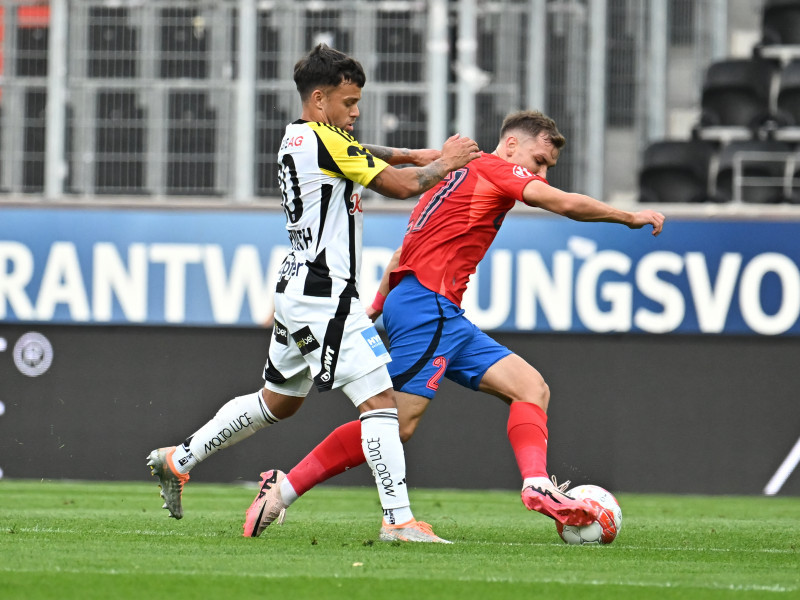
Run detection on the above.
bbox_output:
[178,390,278,471]
[171,441,197,475]
[280,478,299,506]
[359,408,413,524]
[523,476,551,489]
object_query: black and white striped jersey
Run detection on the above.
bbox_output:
[275,120,389,299]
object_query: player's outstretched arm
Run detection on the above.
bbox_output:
[522,180,666,236]
[367,134,480,199]
[363,145,441,167]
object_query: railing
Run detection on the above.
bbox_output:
[731,151,799,204]
[0,0,725,203]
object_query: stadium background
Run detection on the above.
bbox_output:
[1,0,799,496]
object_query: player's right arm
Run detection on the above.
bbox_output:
[362,145,441,167]
[522,180,666,236]
[367,134,480,199]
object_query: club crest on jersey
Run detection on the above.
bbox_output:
[291,326,320,355]
[512,165,533,178]
[348,192,363,215]
[361,326,388,357]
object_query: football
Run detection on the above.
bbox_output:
[555,484,622,545]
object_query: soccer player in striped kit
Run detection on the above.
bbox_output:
[244,110,665,539]
[147,44,480,543]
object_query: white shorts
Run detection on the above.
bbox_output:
[263,293,392,399]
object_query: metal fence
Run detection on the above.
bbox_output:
[0,0,731,202]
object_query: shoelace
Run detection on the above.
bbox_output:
[550,474,571,493]
[546,477,597,519]
[414,521,435,534]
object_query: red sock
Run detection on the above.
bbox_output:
[286,420,365,496]
[507,402,549,479]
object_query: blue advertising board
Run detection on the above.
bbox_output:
[2,206,800,335]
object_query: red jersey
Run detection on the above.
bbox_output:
[390,152,548,306]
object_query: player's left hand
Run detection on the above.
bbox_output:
[365,305,382,322]
[629,209,665,236]
[410,148,442,167]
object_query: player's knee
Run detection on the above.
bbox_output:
[260,387,303,420]
[519,371,549,411]
[537,379,550,412]
[398,419,419,443]
[358,387,397,413]
[511,370,550,412]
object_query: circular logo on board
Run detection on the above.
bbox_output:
[13,332,54,377]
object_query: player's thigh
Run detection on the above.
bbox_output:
[264,342,313,390]
[273,294,390,394]
[478,353,549,408]
[329,305,392,397]
[385,303,473,398]
[265,296,315,387]
[445,325,512,392]
[344,367,394,411]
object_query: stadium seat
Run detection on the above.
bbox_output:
[695,58,778,141]
[637,140,716,203]
[304,9,350,54]
[776,60,800,125]
[167,92,217,194]
[258,14,280,80]
[375,11,423,83]
[475,94,506,155]
[773,60,800,142]
[477,21,496,76]
[787,154,800,203]
[761,0,800,46]
[22,90,73,192]
[160,8,208,79]
[22,90,46,190]
[95,91,146,193]
[16,24,48,77]
[606,15,636,127]
[88,7,137,78]
[385,94,427,151]
[256,92,289,196]
[714,140,793,203]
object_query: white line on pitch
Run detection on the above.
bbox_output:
[764,436,800,496]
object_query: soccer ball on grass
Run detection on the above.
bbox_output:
[555,484,622,545]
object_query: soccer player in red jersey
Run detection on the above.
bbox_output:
[244,110,665,538]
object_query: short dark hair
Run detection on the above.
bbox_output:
[500,110,566,149]
[293,44,367,101]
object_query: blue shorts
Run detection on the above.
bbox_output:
[382,275,512,399]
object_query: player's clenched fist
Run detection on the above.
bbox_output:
[440,133,482,170]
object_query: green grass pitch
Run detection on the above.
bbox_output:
[1,480,798,599]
